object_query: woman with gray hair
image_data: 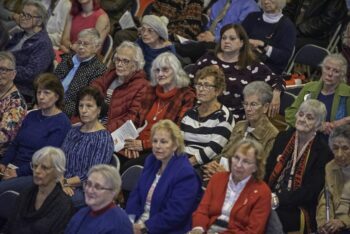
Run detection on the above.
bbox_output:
[65,164,132,234]
[242,0,296,74]
[285,53,350,135]
[3,146,73,234]
[265,99,333,233]
[119,52,195,171]
[91,41,150,133]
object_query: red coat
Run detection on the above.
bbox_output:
[91,69,151,132]
[192,172,271,234]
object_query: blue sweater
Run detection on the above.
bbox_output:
[1,110,71,176]
[126,154,202,234]
[65,205,133,234]
[62,126,114,181]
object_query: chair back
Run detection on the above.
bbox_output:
[110,154,121,173]
[280,91,296,116]
[0,190,19,219]
[101,34,113,64]
[265,210,284,234]
[121,165,143,192]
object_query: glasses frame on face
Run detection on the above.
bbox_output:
[194,82,217,91]
[19,11,41,21]
[73,40,96,48]
[83,180,113,192]
[0,67,15,75]
[113,56,132,66]
[241,101,262,110]
[231,154,256,168]
[30,162,53,173]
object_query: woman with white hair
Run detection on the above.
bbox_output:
[65,164,132,234]
[91,41,150,133]
[136,14,176,76]
[265,99,333,233]
[120,52,195,172]
[242,0,296,74]
[3,146,73,234]
[285,53,350,135]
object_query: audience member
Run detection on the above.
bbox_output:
[190,139,271,233]
[265,99,332,233]
[5,0,55,101]
[136,15,176,76]
[120,52,195,171]
[181,66,234,167]
[285,54,350,135]
[60,86,114,208]
[0,73,71,193]
[242,0,296,74]
[54,28,107,119]
[126,120,202,233]
[65,164,133,234]
[316,125,350,233]
[60,0,110,54]
[189,24,284,121]
[2,147,73,234]
[0,52,26,157]
[91,41,150,132]
[283,0,347,50]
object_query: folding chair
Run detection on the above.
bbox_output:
[121,165,143,192]
[100,34,113,64]
[327,23,343,53]
[110,153,121,173]
[0,190,19,219]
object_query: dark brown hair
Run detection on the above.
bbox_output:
[194,65,226,94]
[33,73,64,109]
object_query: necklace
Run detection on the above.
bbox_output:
[0,84,15,100]
[153,99,170,121]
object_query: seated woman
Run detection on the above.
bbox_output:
[65,164,133,234]
[181,65,234,167]
[126,120,202,233]
[188,23,284,121]
[204,81,279,179]
[60,0,110,54]
[316,125,350,233]
[190,139,271,233]
[91,41,150,132]
[3,146,73,234]
[136,15,176,76]
[265,99,333,233]
[0,52,27,157]
[54,28,107,118]
[242,0,296,74]
[5,0,54,101]
[0,73,71,194]
[120,52,195,171]
[60,86,114,207]
[285,54,350,135]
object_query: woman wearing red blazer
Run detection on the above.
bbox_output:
[190,139,271,234]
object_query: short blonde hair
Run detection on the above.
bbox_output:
[151,119,185,154]
[88,164,122,195]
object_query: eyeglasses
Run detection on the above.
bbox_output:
[113,57,131,66]
[194,83,216,91]
[20,12,41,20]
[231,155,255,167]
[83,180,113,192]
[0,67,14,74]
[242,102,262,110]
[30,163,53,172]
[73,40,95,47]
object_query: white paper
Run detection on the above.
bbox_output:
[119,10,136,30]
[175,34,196,44]
[219,157,229,171]
[111,120,139,152]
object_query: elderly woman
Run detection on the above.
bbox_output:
[136,15,176,76]
[120,52,195,170]
[65,164,133,234]
[265,99,333,233]
[126,120,202,233]
[0,52,26,157]
[60,86,113,208]
[3,146,73,234]
[190,139,271,233]
[285,54,350,135]
[91,41,150,132]
[204,81,280,179]
[54,28,107,119]
[242,0,296,74]
[60,0,110,54]
[5,0,54,101]
[316,125,350,233]
[0,73,71,193]
[181,65,234,167]
[189,23,284,121]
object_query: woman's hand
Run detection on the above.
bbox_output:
[2,168,17,180]
[62,186,75,196]
[133,223,144,234]
[187,228,204,234]
[0,164,6,173]
[321,122,334,135]
[196,31,215,42]
[125,149,140,159]
[124,139,143,151]
[318,219,346,233]
[249,39,264,48]
[203,161,226,181]
[268,89,281,117]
